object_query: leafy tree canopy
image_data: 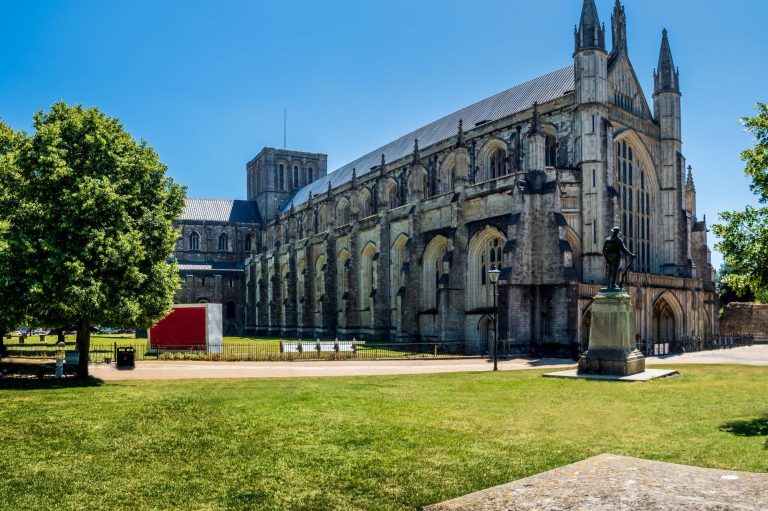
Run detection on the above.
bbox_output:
[713,103,768,298]
[0,104,185,374]
[716,260,760,306]
[0,119,26,332]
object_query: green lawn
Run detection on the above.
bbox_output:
[0,366,766,511]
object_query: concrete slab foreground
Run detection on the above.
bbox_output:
[542,368,679,381]
[423,453,768,510]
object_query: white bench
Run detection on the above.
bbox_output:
[280,340,363,354]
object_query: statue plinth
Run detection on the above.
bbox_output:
[578,289,645,376]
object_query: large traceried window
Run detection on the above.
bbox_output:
[467,227,506,309]
[189,231,200,251]
[616,139,652,273]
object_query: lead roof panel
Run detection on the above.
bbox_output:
[180,198,262,224]
[282,65,575,212]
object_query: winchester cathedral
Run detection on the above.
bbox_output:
[173,0,717,355]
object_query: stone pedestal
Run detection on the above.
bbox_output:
[578,289,645,376]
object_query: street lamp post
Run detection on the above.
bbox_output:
[488,264,501,371]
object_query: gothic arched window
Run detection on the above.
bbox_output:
[218,232,229,252]
[387,180,398,209]
[336,250,350,327]
[489,148,506,179]
[421,236,448,310]
[545,135,557,167]
[467,228,506,309]
[278,164,285,190]
[308,167,313,182]
[244,234,252,252]
[336,198,350,226]
[616,139,653,273]
[359,188,373,218]
[360,243,376,328]
[189,231,200,251]
[293,165,299,187]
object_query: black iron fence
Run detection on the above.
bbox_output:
[0,334,757,363]
[634,335,754,357]
[0,340,490,363]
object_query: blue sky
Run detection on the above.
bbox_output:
[2,0,766,269]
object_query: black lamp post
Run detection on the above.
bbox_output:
[488,264,501,371]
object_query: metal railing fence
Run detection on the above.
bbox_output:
[0,334,756,363]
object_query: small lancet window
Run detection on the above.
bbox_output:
[218,232,229,252]
[189,231,200,251]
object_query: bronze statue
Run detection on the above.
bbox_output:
[603,227,635,290]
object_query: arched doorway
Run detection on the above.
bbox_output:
[478,315,493,356]
[652,298,677,354]
[654,302,675,342]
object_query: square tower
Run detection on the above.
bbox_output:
[246,147,327,220]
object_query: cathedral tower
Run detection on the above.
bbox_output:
[653,29,686,275]
[574,0,611,282]
[246,148,327,220]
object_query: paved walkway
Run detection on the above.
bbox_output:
[89,344,768,381]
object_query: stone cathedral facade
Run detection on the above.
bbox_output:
[174,0,717,354]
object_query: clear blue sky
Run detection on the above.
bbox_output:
[2,0,766,269]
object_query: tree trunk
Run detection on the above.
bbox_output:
[77,318,90,379]
[57,329,65,345]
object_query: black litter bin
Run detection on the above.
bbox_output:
[115,346,135,368]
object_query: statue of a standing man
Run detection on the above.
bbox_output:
[603,227,635,290]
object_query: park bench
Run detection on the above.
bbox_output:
[279,340,363,354]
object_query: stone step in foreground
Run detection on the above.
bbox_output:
[423,453,767,511]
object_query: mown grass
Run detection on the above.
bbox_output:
[0,365,766,511]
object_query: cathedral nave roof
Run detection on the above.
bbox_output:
[282,65,575,212]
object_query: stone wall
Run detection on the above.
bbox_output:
[720,302,768,338]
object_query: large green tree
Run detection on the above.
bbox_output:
[713,103,768,299]
[0,103,185,377]
[0,120,27,342]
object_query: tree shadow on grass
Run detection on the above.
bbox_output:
[0,375,104,390]
[720,414,768,449]
[1,361,104,390]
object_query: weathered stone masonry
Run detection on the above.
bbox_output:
[176,1,718,353]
